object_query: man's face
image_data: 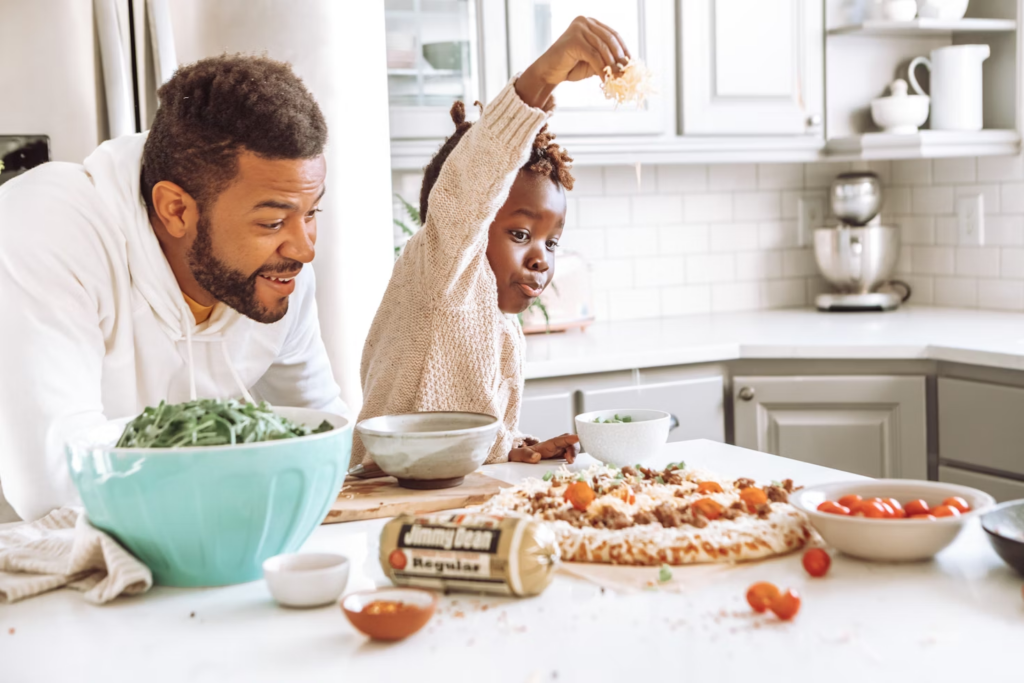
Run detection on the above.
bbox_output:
[486,170,567,315]
[187,152,327,323]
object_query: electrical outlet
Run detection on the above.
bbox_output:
[797,196,826,247]
[957,194,985,246]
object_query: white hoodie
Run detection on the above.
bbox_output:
[0,133,346,521]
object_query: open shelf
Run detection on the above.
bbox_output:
[829,18,1017,36]
[825,129,1021,159]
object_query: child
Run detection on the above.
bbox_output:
[356,17,632,469]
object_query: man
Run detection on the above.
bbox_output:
[0,55,345,521]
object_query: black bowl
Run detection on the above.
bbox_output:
[981,499,1024,576]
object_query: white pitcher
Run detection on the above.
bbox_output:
[908,44,990,131]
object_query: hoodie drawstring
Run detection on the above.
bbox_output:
[184,321,197,401]
[182,315,255,404]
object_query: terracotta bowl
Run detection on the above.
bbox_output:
[341,588,437,641]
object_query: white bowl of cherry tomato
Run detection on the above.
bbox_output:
[789,480,995,562]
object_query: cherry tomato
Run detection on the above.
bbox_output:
[611,486,636,505]
[769,588,801,620]
[837,494,862,509]
[693,497,725,521]
[817,501,851,515]
[942,496,971,513]
[740,487,769,512]
[802,548,831,577]
[883,498,906,518]
[932,504,961,518]
[904,499,930,517]
[909,514,936,520]
[851,500,888,519]
[696,481,723,494]
[746,582,780,613]
[563,481,596,511]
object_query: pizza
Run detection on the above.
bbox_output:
[478,462,814,565]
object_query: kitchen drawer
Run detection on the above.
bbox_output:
[938,466,1024,503]
[578,377,724,443]
[938,378,1024,478]
[518,392,575,441]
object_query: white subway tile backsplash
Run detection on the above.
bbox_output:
[782,248,818,277]
[604,165,654,195]
[578,196,631,227]
[901,276,934,305]
[661,285,711,316]
[564,197,579,229]
[983,216,1024,246]
[761,279,807,308]
[711,223,759,253]
[955,184,1000,214]
[955,247,1000,277]
[569,166,605,195]
[933,158,976,184]
[687,253,735,283]
[589,259,634,291]
[733,192,782,221]
[736,251,782,280]
[634,256,687,287]
[1000,248,1024,278]
[892,159,932,186]
[712,282,761,311]
[894,248,912,275]
[561,226,605,260]
[935,217,957,246]
[709,164,757,190]
[657,165,708,193]
[900,216,935,245]
[912,186,954,215]
[632,195,683,225]
[934,277,977,307]
[852,160,892,185]
[912,246,956,275]
[885,187,912,215]
[685,193,733,223]
[804,162,851,189]
[757,164,803,189]
[977,155,1024,182]
[659,224,709,254]
[758,221,800,249]
[978,279,1024,310]
[606,227,659,258]
[1000,183,1024,214]
[607,288,662,321]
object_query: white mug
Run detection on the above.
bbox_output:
[909,44,990,131]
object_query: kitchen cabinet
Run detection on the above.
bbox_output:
[733,375,927,479]
[938,377,1024,479]
[938,465,1024,503]
[680,0,824,137]
[519,391,576,441]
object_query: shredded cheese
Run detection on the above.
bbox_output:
[601,57,655,108]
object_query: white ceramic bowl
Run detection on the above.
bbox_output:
[790,480,995,562]
[881,0,918,21]
[871,94,929,134]
[916,0,969,20]
[356,412,500,489]
[263,552,350,608]
[574,409,671,468]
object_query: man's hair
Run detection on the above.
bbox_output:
[141,54,327,213]
[419,101,575,223]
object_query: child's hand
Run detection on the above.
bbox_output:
[515,17,632,109]
[509,433,580,464]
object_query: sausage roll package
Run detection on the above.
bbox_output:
[379,512,559,596]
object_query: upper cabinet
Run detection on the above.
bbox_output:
[506,0,674,136]
[680,0,824,137]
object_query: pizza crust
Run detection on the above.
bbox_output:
[479,464,814,565]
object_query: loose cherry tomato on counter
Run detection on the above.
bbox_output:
[769,589,801,620]
[746,582,780,613]
[883,498,906,518]
[802,548,831,578]
[851,500,889,519]
[904,499,930,517]
[910,514,936,520]
[693,497,725,521]
[563,481,596,511]
[837,494,862,509]
[740,487,769,512]
[942,496,971,513]
[696,481,723,494]
[817,501,851,515]
[932,504,961,518]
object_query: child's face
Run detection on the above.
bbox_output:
[486,170,567,315]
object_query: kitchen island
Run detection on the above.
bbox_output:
[3,440,1022,682]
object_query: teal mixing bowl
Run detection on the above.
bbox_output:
[66,407,351,587]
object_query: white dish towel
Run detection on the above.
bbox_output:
[0,507,152,604]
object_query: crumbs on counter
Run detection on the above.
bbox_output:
[8,627,14,635]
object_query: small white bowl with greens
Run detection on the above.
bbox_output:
[574,409,671,467]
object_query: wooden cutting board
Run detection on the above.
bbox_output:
[322,472,507,524]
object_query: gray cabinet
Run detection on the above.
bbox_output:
[579,377,725,443]
[938,378,1024,479]
[939,466,1024,503]
[733,375,928,479]
[518,391,576,441]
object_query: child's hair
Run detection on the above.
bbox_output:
[419,100,575,223]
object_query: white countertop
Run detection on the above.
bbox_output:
[4,440,1022,682]
[524,306,1024,379]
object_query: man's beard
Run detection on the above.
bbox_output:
[186,214,301,324]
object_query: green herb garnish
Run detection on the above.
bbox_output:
[658,564,672,583]
[655,476,665,485]
[593,414,633,424]
[542,471,554,482]
[116,398,333,448]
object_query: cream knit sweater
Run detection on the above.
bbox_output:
[355,81,550,466]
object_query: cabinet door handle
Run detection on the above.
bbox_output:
[807,113,822,128]
[669,414,680,431]
[737,387,755,401]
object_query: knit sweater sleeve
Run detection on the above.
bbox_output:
[415,80,549,306]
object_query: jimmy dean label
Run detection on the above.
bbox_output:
[396,549,492,578]
[398,524,501,554]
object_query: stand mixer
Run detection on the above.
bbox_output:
[814,172,909,312]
